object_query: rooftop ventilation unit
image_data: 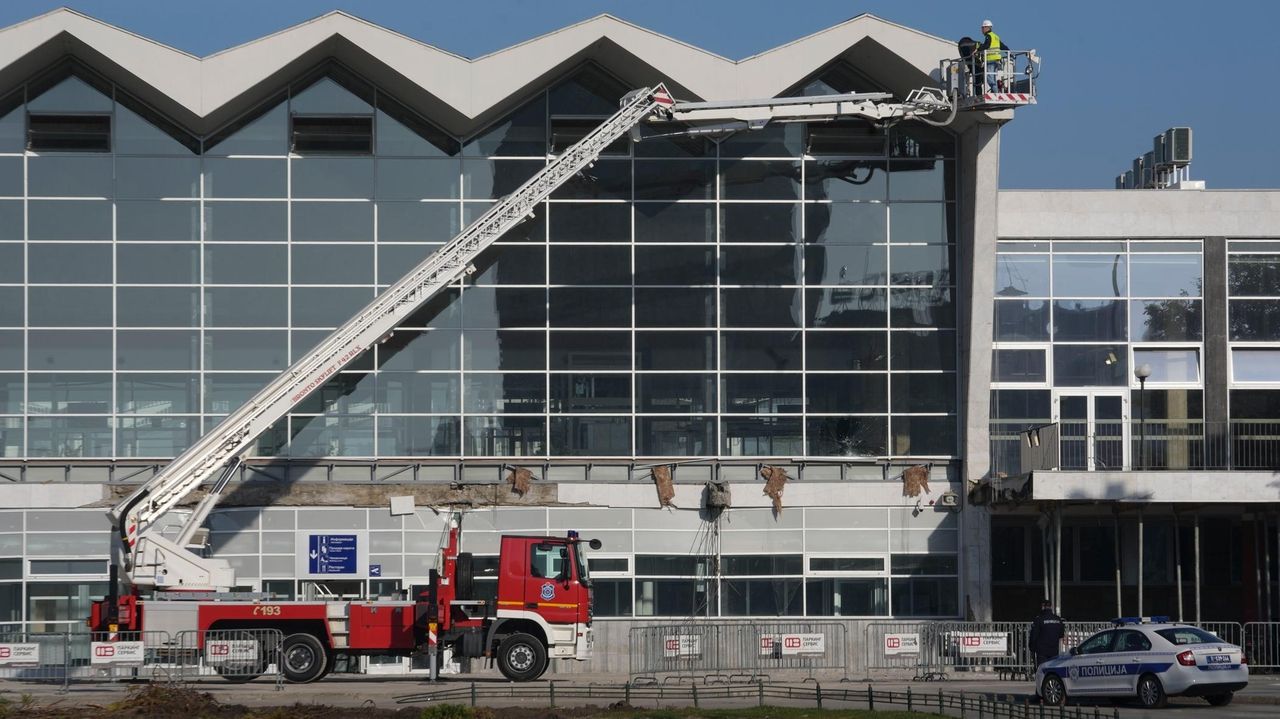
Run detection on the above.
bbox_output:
[1123,169,1135,189]
[1164,127,1192,165]
[1132,156,1145,187]
[1115,174,1126,190]
[1152,133,1166,168]
[1142,151,1155,187]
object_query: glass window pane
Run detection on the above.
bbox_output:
[0,331,21,369]
[635,160,714,200]
[116,330,199,370]
[720,124,801,158]
[460,287,545,328]
[721,288,800,328]
[206,102,288,155]
[204,330,288,370]
[203,287,285,327]
[374,158,459,200]
[637,417,714,456]
[291,244,373,285]
[0,374,22,413]
[113,104,194,155]
[550,417,630,456]
[723,374,802,413]
[292,372,375,414]
[0,156,22,197]
[28,287,111,327]
[722,160,800,200]
[891,374,957,413]
[204,202,287,242]
[550,374,631,413]
[549,331,629,370]
[890,245,953,285]
[804,244,887,285]
[463,159,541,199]
[1053,300,1126,341]
[994,300,1049,341]
[1053,254,1127,297]
[0,201,21,242]
[635,288,715,328]
[204,244,287,284]
[891,416,957,456]
[1233,349,1280,382]
[375,107,458,157]
[28,200,111,241]
[722,578,803,616]
[805,160,886,201]
[117,244,199,284]
[29,330,112,369]
[463,97,546,156]
[292,287,371,327]
[0,287,20,326]
[887,159,954,201]
[292,158,374,198]
[27,417,112,457]
[807,373,887,413]
[116,416,198,457]
[463,330,543,371]
[1130,299,1202,341]
[291,77,372,114]
[203,158,287,198]
[462,373,543,414]
[378,329,461,371]
[721,246,800,286]
[722,331,800,371]
[1053,345,1127,386]
[377,202,460,243]
[1131,254,1202,297]
[552,160,629,200]
[115,157,200,199]
[117,374,198,414]
[288,415,374,457]
[549,246,630,284]
[806,331,887,370]
[377,416,458,456]
[996,254,1050,296]
[1228,255,1280,296]
[29,244,111,283]
[635,202,714,243]
[636,331,715,370]
[635,246,715,286]
[1230,300,1280,341]
[889,203,952,244]
[806,577,888,616]
[105,201,194,243]
[204,373,272,413]
[549,288,630,327]
[27,373,111,413]
[993,349,1047,382]
[721,203,799,243]
[723,417,802,456]
[548,203,629,243]
[636,374,714,413]
[462,416,545,456]
[27,156,112,197]
[292,202,373,242]
[1134,349,1199,383]
[805,203,886,245]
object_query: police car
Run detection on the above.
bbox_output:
[1035,617,1247,708]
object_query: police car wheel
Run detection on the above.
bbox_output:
[1136,674,1168,709]
[1040,674,1067,706]
[1205,692,1233,707]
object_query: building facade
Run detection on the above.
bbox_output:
[0,9,1274,671]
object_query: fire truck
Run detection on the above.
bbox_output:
[86,73,1002,682]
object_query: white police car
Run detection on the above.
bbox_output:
[1035,617,1248,708]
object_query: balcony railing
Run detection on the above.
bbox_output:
[991,421,1280,474]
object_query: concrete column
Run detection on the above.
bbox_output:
[1202,237,1229,466]
[957,120,1002,622]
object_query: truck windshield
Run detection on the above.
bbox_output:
[573,543,591,586]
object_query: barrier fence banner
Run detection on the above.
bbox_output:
[662,635,701,659]
[882,633,920,656]
[205,639,260,666]
[632,622,847,681]
[759,633,824,656]
[90,641,146,666]
[0,643,41,666]
[954,632,1008,656]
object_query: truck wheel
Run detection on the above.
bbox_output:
[497,633,547,682]
[281,633,328,683]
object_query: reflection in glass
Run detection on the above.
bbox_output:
[27,417,112,457]
[993,349,1047,383]
[806,374,887,413]
[635,203,714,243]
[551,374,630,413]
[463,97,546,156]
[378,329,461,371]
[891,416,957,456]
[1130,254,1202,297]
[806,578,888,616]
[460,287,546,328]
[116,331,199,371]
[636,374,714,413]
[638,417,714,456]
[635,288,715,327]
[116,417,198,457]
[205,244,287,284]
[204,287,287,327]
[463,374,544,414]
[1133,349,1199,383]
[117,374,198,414]
[635,246,715,285]
[804,203,886,245]
[634,160,714,200]
[723,375,802,413]
[887,159,953,201]
[549,246,630,284]
[204,373,273,413]
[994,300,1049,341]
[721,246,800,285]
[889,288,953,328]
[889,245,952,285]
[1053,345,1127,386]
[721,204,799,243]
[721,331,801,371]
[292,202,373,242]
[463,416,545,456]
[889,203,952,244]
[377,202,460,242]
[1232,349,1280,382]
[721,160,800,200]
[636,332,715,370]
[378,416,459,456]
[1130,299,1202,341]
[463,159,542,199]
[550,288,630,327]
[550,416,630,455]
[890,331,956,371]
[806,331,887,370]
[292,287,373,327]
[549,203,629,243]
[1228,255,1280,297]
[1053,300,1126,341]
[464,330,544,371]
[204,202,287,242]
[26,373,111,413]
[204,331,288,370]
[292,244,374,285]
[1229,300,1280,341]
[28,287,111,327]
[553,160,630,200]
[29,330,112,370]
[721,288,800,328]
[288,415,374,457]
[549,331,629,370]
[804,159,886,201]
[995,254,1050,296]
[891,374,957,413]
[1052,254,1127,297]
[723,417,802,456]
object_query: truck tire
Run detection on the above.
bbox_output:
[281,633,328,683]
[455,552,474,600]
[496,633,547,682]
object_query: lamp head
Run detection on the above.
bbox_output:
[1134,363,1153,380]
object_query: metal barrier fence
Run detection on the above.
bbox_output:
[0,628,284,689]
[866,620,1247,681]
[629,622,848,682]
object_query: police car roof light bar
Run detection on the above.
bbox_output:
[1112,615,1171,626]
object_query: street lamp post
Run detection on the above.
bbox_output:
[1135,363,1152,469]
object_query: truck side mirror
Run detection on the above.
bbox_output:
[588,539,602,550]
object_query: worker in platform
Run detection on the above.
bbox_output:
[1029,599,1066,667]
[978,19,1009,93]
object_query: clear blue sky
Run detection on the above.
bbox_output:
[2,1,1276,189]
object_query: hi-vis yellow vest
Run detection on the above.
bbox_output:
[985,32,1003,62]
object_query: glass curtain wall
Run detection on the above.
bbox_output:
[0,61,958,461]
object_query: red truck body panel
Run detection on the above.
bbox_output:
[347,602,416,650]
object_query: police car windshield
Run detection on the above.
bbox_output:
[1155,627,1223,645]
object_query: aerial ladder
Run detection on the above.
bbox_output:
[108,83,960,594]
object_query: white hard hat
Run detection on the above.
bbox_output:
[982,19,993,27]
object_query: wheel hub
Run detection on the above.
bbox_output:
[286,645,315,672]
[509,645,534,671]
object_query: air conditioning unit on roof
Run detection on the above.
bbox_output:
[1152,133,1166,167]
[1165,127,1192,165]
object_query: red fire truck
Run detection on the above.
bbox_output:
[87,84,959,683]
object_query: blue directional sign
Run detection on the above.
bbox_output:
[308,534,357,574]
[369,564,382,577]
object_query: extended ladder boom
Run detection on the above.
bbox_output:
[111,83,953,590]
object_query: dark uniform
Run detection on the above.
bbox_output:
[1029,604,1065,667]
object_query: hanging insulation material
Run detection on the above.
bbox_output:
[507,466,534,496]
[901,464,931,498]
[760,465,789,515]
[653,465,676,508]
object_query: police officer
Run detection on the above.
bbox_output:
[978,20,1009,92]
[1029,599,1065,667]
